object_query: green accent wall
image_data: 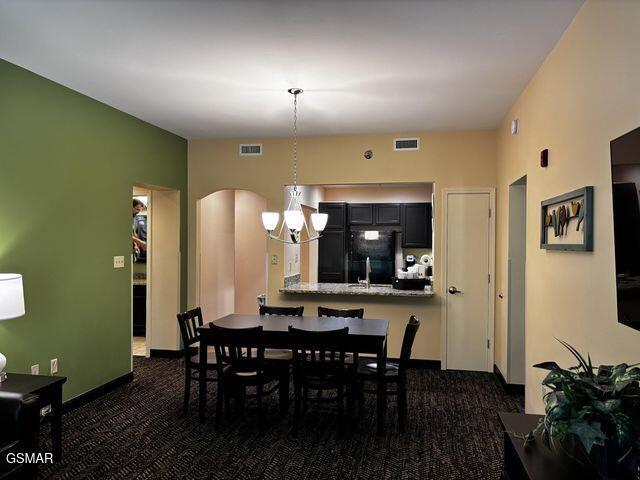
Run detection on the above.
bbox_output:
[0,59,188,400]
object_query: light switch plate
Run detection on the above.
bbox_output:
[50,358,58,374]
[113,256,125,268]
[31,364,39,375]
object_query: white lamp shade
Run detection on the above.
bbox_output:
[364,230,380,240]
[311,213,329,232]
[261,212,280,231]
[0,274,25,320]
[284,210,304,232]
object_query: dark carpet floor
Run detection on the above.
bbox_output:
[39,357,523,480]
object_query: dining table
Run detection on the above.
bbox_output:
[197,313,390,435]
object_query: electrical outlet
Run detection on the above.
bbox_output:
[50,358,58,374]
[271,254,278,265]
[31,364,39,375]
[113,255,125,268]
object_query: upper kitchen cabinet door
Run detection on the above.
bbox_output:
[319,202,346,230]
[348,204,374,225]
[374,204,401,225]
[402,203,432,248]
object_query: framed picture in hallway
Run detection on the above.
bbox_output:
[540,186,594,251]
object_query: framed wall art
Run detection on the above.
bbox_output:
[540,186,593,251]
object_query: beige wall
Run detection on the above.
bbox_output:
[323,184,432,203]
[188,131,497,360]
[234,190,267,314]
[198,189,267,318]
[494,0,640,413]
[198,190,236,320]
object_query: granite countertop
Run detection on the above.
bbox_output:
[280,282,434,298]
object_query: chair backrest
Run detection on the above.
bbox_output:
[177,307,204,348]
[317,306,364,318]
[288,326,349,376]
[259,305,304,316]
[399,316,420,372]
[210,324,265,375]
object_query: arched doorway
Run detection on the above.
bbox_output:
[196,189,267,319]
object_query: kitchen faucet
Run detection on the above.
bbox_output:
[358,256,371,288]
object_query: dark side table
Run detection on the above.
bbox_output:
[499,412,598,480]
[0,373,67,461]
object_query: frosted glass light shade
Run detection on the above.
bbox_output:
[364,230,379,240]
[311,213,328,232]
[0,274,25,320]
[261,212,280,231]
[284,210,304,232]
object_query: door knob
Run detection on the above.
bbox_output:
[448,286,462,294]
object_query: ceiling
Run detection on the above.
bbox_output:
[0,0,583,139]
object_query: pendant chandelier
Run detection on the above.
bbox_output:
[261,88,328,244]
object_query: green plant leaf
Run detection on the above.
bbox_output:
[556,339,593,377]
[534,361,561,371]
[566,421,607,454]
[611,413,635,452]
[592,399,621,414]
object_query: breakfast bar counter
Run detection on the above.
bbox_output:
[280,282,434,298]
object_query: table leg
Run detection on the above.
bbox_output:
[198,343,208,423]
[51,386,63,461]
[376,340,387,436]
[278,368,290,414]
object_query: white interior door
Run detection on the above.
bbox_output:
[444,190,494,372]
[148,188,181,352]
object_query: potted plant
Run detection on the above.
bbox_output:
[526,339,640,479]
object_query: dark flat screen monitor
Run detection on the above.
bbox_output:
[611,126,640,331]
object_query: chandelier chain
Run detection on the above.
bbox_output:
[293,92,298,186]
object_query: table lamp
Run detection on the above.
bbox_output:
[0,274,25,382]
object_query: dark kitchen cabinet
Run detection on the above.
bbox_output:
[374,204,401,225]
[402,203,432,248]
[319,202,346,230]
[348,204,374,225]
[318,230,346,283]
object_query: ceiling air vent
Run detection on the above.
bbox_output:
[394,138,420,151]
[239,144,262,156]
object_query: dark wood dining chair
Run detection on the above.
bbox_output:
[317,306,365,396]
[259,305,304,316]
[210,324,286,432]
[288,326,352,436]
[258,305,304,361]
[317,306,364,319]
[176,307,221,414]
[356,315,420,432]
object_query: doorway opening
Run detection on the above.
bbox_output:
[131,184,181,362]
[196,189,267,320]
[132,187,149,357]
[507,176,526,385]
